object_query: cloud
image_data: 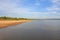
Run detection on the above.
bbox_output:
[47,0,60,11]
[0,0,60,18]
[30,11,60,18]
[0,0,41,18]
[34,0,40,5]
[31,11,58,14]
[51,0,60,5]
[47,6,60,11]
[0,0,29,15]
[50,0,60,7]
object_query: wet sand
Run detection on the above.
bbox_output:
[0,20,31,28]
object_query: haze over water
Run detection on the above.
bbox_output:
[0,20,60,40]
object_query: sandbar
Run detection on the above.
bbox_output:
[0,20,31,28]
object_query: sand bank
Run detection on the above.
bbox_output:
[0,20,31,28]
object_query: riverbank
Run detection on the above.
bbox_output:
[0,20,31,28]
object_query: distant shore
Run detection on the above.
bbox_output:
[0,20,31,28]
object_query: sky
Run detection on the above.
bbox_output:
[0,0,60,19]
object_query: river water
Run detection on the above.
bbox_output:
[0,20,60,40]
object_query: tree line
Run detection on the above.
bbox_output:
[0,16,28,20]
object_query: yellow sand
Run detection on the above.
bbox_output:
[0,20,31,28]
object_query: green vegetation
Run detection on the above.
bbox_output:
[0,16,29,20]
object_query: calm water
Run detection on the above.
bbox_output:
[0,20,60,40]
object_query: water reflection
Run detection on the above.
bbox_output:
[0,20,60,40]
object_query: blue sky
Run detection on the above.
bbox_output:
[0,0,60,18]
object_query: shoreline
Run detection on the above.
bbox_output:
[0,20,31,28]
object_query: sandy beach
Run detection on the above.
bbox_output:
[0,20,31,28]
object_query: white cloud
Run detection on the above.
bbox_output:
[51,0,60,4]
[31,11,60,18]
[47,6,60,11]
[31,11,58,14]
[0,0,60,18]
[47,0,60,11]
[35,0,40,5]
[50,0,60,6]
[0,0,41,18]
[0,0,29,14]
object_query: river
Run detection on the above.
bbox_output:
[0,20,60,40]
